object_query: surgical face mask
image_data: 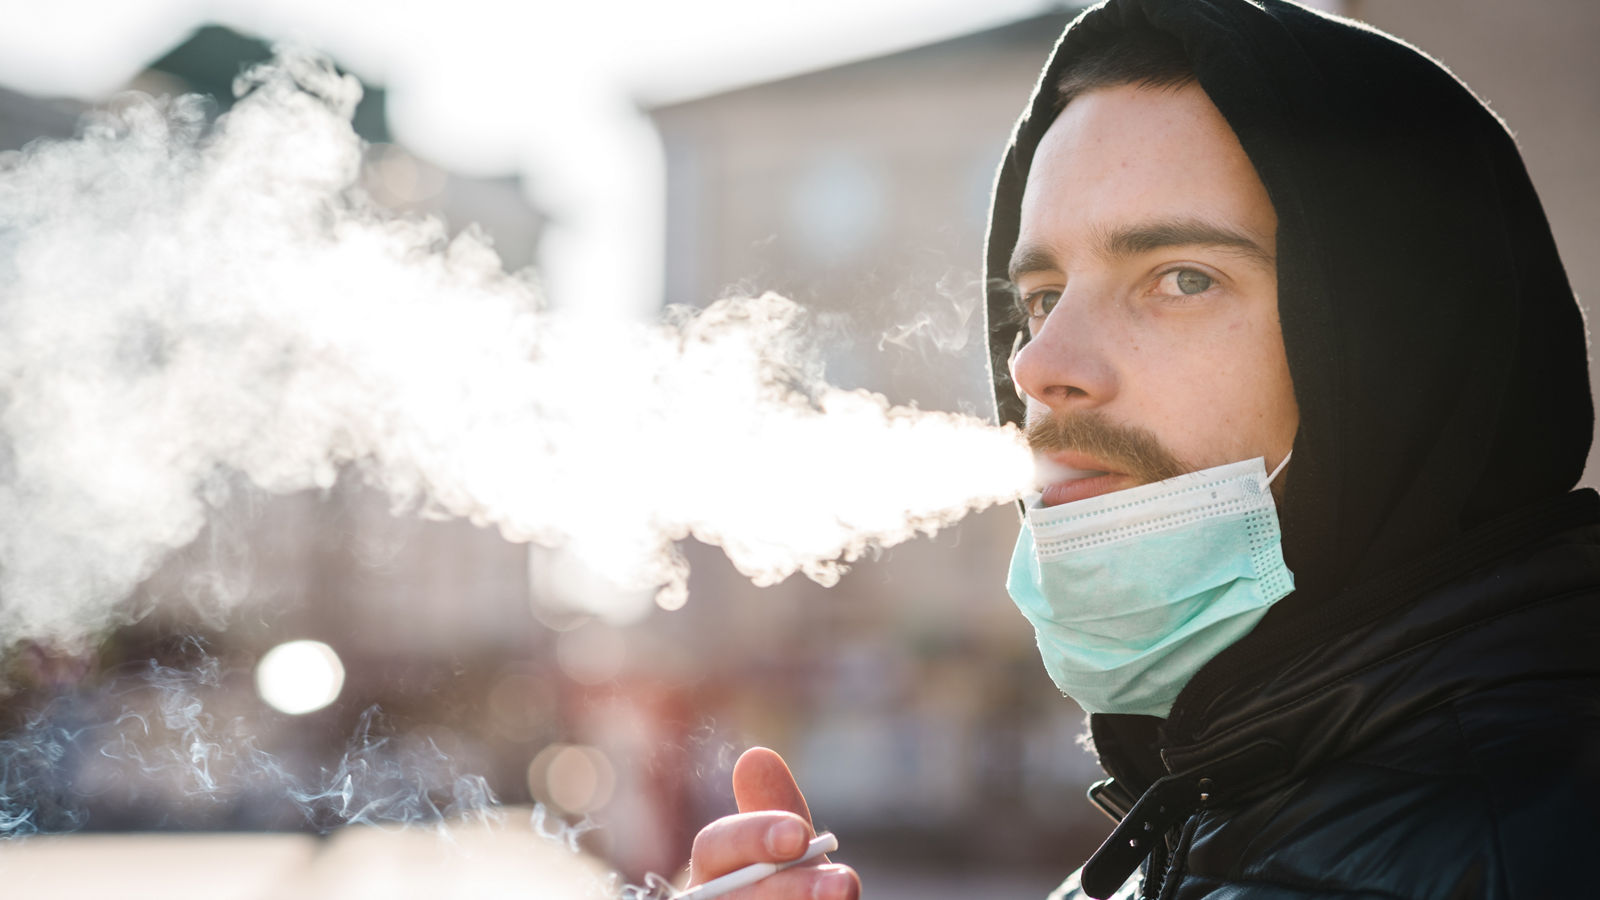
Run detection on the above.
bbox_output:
[1005,455,1294,718]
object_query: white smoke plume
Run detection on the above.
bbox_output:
[877,273,980,357]
[0,50,1032,645]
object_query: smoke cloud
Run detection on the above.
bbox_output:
[0,50,1031,644]
[877,272,980,358]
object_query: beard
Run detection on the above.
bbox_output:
[1024,410,1190,485]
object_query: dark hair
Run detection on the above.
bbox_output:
[1055,27,1196,112]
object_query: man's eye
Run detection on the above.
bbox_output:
[1162,269,1214,295]
[1021,289,1061,320]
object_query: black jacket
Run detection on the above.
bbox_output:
[1060,493,1600,899]
[980,1,1600,897]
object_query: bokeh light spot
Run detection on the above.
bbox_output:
[254,640,346,715]
[527,743,616,815]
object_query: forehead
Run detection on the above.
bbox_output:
[1018,81,1277,258]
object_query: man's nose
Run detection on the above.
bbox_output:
[1009,301,1117,413]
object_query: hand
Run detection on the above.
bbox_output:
[687,746,861,899]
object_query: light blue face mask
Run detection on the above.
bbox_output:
[1006,455,1294,718]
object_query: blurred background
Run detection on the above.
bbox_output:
[0,0,1596,897]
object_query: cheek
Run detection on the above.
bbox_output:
[1224,324,1299,451]
[1129,352,1234,444]
[1129,322,1293,460]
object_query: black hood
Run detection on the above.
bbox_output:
[984,0,1592,636]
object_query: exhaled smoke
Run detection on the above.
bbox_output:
[878,272,980,358]
[0,50,1031,644]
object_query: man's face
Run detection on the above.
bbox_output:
[1010,81,1298,507]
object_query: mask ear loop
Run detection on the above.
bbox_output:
[1264,451,1293,487]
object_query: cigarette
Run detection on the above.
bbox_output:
[676,832,839,900]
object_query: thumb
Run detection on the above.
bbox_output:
[732,746,814,825]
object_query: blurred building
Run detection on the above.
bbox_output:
[645,9,1106,880]
[652,14,1079,413]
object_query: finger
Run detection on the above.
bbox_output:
[718,864,859,900]
[689,810,813,883]
[732,747,813,824]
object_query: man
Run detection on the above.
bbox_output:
[685,1,1599,897]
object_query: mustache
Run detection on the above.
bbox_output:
[1025,411,1189,484]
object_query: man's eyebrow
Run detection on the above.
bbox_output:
[1007,218,1274,283]
[1099,219,1275,266]
[1007,244,1060,283]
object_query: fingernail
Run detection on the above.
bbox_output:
[812,870,855,900]
[765,819,806,857]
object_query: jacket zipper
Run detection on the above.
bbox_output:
[1080,740,1288,899]
[1153,814,1198,900]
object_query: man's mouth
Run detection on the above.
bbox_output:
[1035,452,1133,507]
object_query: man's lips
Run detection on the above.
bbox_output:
[1034,452,1132,507]
[1039,473,1134,506]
